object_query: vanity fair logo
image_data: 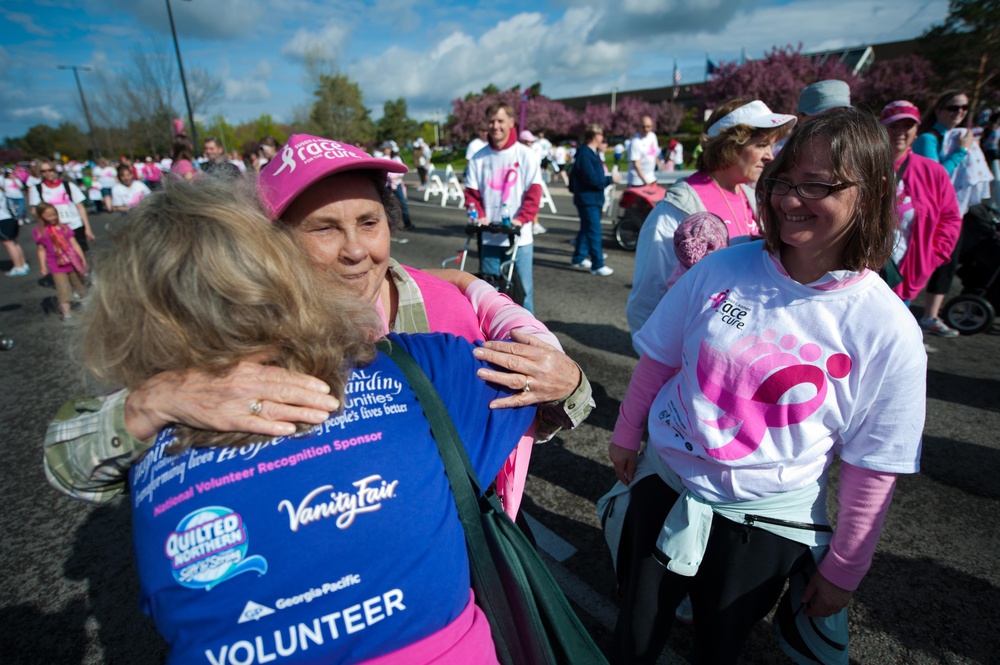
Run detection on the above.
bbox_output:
[278,475,400,532]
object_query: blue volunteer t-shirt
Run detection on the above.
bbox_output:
[129,333,536,665]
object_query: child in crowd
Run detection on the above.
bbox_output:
[111,164,152,212]
[32,203,88,323]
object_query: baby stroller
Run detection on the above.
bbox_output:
[613,184,666,250]
[942,203,1000,335]
[442,223,525,306]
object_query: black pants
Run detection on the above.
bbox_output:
[925,229,964,295]
[611,475,812,665]
[73,226,89,252]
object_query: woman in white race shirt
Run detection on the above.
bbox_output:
[603,109,925,664]
[28,160,95,251]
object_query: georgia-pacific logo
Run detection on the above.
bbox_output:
[165,506,268,590]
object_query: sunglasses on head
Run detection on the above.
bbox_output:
[945,104,969,113]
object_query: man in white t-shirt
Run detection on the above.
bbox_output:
[464,102,543,313]
[28,160,94,250]
[465,128,488,162]
[628,116,659,186]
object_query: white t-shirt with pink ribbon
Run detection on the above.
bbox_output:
[634,241,925,503]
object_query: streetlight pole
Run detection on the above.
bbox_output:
[166,0,198,151]
[58,65,98,158]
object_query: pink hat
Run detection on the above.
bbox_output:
[880,100,921,126]
[258,134,407,220]
[673,212,729,269]
[519,129,537,143]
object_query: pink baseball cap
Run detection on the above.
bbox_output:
[258,134,407,220]
[880,100,921,126]
[519,129,538,143]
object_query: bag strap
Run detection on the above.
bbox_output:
[378,339,519,662]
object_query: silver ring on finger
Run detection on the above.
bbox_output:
[250,399,263,417]
[523,377,531,393]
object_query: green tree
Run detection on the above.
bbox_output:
[19,125,57,158]
[310,72,374,146]
[200,115,238,154]
[376,98,418,144]
[920,0,1000,110]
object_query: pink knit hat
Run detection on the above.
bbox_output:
[673,212,729,269]
[880,101,921,126]
[258,134,407,220]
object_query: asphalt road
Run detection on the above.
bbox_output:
[1,182,998,664]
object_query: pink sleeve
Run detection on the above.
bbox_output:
[464,279,560,349]
[818,461,897,591]
[464,187,485,218]
[611,354,679,451]
[516,183,542,223]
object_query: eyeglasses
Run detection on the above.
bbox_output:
[945,105,969,113]
[763,178,856,199]
[40,168,55,173]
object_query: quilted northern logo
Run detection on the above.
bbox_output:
[165,506,268,590]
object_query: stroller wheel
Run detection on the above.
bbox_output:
[614,209,644,251]
[942,294,995,335]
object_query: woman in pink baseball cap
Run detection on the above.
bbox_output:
[879,100,962,307]
[44,135,592,528]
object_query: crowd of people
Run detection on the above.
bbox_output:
[7,79,997,665]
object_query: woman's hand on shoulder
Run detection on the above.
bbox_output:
[123,359,341,441]
[801,571,853,617]
[472,330,580,408]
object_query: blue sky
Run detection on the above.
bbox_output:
[1,0,949,142]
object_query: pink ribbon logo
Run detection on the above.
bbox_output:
[695,330,852,460]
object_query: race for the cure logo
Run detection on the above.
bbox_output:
[273,139,363,176]
[165,506,268,590]
[695,330,852,460]
[278,475,399,532]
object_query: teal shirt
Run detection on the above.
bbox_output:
[912,122,967,177]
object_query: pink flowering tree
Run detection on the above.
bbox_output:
[656,101,686,135]
[854,55,937,112]
[574,103,614,137]
[702,45,862,114]
[611,96,660,139]
[448,89,578,142]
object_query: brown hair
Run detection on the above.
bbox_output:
[697,99,786,173]
[583,124,604,143]
[485,102,514,120]
[758,107,895,272]
[34,202,59,226]
[77,176,380,451]
[918,89,969,135]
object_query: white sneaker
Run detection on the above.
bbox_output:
[5,264,29,277]
[533,223,548,235]
[591,266,614,276]
[571,259,592,269]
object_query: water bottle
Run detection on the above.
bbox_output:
[466,204,478,225]
[501,203,512,227]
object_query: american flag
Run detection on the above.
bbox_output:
[673,60,681,85]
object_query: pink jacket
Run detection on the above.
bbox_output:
[892,151,962,301]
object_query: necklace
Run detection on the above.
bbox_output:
[711,176,752,238]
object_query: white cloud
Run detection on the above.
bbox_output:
[350,8,628,117]
[4,10,51,37]
[12,105,62,122]
[225,78,271,103]
[281,20,350,60]
[253,60,273,79]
